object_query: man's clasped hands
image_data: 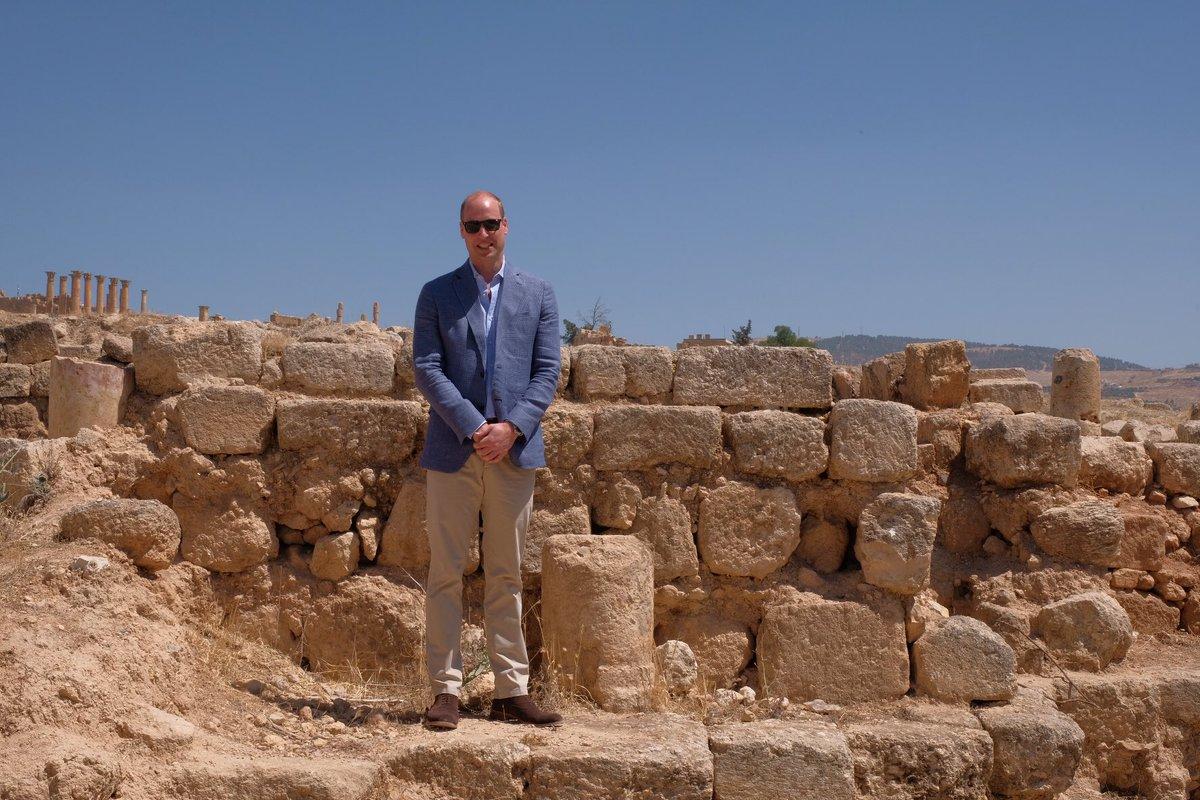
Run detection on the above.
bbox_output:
[472,421,519,463]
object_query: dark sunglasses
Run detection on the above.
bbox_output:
[462,218,503,234]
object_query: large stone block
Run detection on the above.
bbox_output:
[541,404,593,469]
[971,367,1027,381]
[174,491,277,573]
[1176,420,1200,444]
[709,720,855,800]
[169,758,381,800]
[1034,591,1133,671]
[1078,437,1153,495]
[975,697,1085,800]
[964,413,1081,488]
[656,612,752,690]
[912,616,1016,702]
[2,320,57,363]
[60,498,181,571]
[303,575,424,681]
[48,357,133,438]
[758,594,909,703]
[0,363,31,398]
[621,346,674,398]
[626,493,698,583]
[0,400,43,438]
[569,345,625,400]
[281,340,395,396]
[859,351,904,401]
[541,535,655,711]
[699,482,802,579]
[1149,442,1200,496]
[967,379,1044,413]
[724,410,827,481]
[132,322,263,394]
[827,399,918,482]
[855,492,941,595]
[1115,501,1172,571]
[276,399,423,463]
[1030,501,1123,567]
[176,385,275,455]
[845,719,993,800]
[672,345,832,408]
[901,339,970,410]
[592,405,722,470]
[1049,347,1100,422]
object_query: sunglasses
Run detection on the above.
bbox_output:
[462,218,503,234]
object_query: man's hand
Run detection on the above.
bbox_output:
[473,421,519,463]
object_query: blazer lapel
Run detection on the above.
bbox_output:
[495,267,526,339]
[453,261,487,357]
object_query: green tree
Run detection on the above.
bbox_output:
[763,325,815,347]
[731,319,753,346]
[561,319,579,345]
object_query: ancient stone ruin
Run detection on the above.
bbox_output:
[1,309,1198,800]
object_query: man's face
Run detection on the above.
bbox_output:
[460,195,508,265]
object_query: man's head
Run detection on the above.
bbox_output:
[460,190,508,271]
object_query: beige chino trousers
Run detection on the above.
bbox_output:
[425,452,535,699]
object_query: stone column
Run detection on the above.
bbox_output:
[82,273,92,315]
[198,305,209,321]
[541,535,655,711]
[48,356,134,438]
[336,302,344,323]
[57,277,68,314]
[140,289,148,314]
[69,270,83,314]
[359,313,367,322]
[93,274,105,314]
[106,277,119,314]
[372,301,380,325]
[44,271,56,312]
[1049,348,1101,423]
[119,280,130,314]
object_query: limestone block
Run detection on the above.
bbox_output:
[569,345,625,400]
[0,400,44,438]
[967,379,1044,413]
[541,403,593,468]
[132,321,263,394]
[303,575,424,680]
[975,698,1085,800]
[904,590,949,643]
[699,482,802,579]
[541,535,655,711]
[964,413,1081,488]
[174,492,277,573]
[626,493,698,583]
[622,346,674,398]
[708,720,855,800]
[378,479,479,575]
[938,474,991,555]
[355,508,381,561]
[176,385,275,455]
[387,735,529,800]
[657,612,752,690]
[556,346,570,393]
[854,492,941,595]
[845,720,994,800]
[1049,347,1100,422]
[724,410,827,482]
[48,357,133,438]
[1149,442,1200,496]
[28,360,50,397]
[827,399,918,482]
[901,339,969,410]
[1176,420,1200,444]
[593,475,641,529]
[832,366,859,400]
[1034,591,1133,671]
[917,408,968,470]
[1120,419,1176,443]
[1078,437,1153,495]
[1114,502,1171,571]
[758,594,909,703]
[1114,590,1181,635]
[311,531,359,581]
[672,345,833,409]
[797,515,848,573]
[60,498,181,570]
[524,505,591,578]
[1030,501,1123,567]
[117,705,197,749]
[276,399,423,463]
[655,640,697,696]
[972,367,1028,381]
[859,351,904,401]
[101,333,133,363]
[912,616,1016,702]
[169,759,379,800]
[3,321,58,365]
[281,340,394,396]
[0,363,31,398]
[592,405,722,470]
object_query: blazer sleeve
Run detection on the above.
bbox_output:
[413,282,487,442]
[505,280,561,438]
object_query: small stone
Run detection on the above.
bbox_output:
[802,699,842,714]
[983,536,1009,557]
[327,721,347,734]
[312,737,327,747]
[298,705,313,721]
[1166,534,1181,552]
[1171,495,1199,510]
[1110,569,1142,590]
[69,555,109,574]
[655,640,698,696]
[58,685,80,703]
[262,733,285,747]
[1147,490,1167,505]
[268,712,286,725]
[738,686,756,702]
[1138,574,1156,591]
[1155,581,1187,603]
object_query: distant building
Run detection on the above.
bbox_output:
[677,333,730,349]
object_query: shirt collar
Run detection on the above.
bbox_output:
[470,257,505,290]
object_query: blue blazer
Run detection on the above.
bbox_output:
[413,261,561,473]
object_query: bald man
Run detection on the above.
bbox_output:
[413,191,562,729]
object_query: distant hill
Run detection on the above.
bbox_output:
[813,334,1148,371]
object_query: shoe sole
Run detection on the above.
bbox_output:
[423,719,458,730]
[489,716,563,727]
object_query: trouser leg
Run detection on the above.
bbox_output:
[481,456,536,699]
[424,455,484,697]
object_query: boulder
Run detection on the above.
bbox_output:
[47,357,134,437]
[1149,442,1200,496]
[132,322,263,394]
[310,531,359,581]
[1034,591,1133,671]
[855,492,941,595]
[708,720,855,800]
[626,493,698,583]
[592,405,723,470]
[1,320,57,363]
[174,491,277,574]
[176,385,275,455]
[1048,347,1100,422]
[845,719,993,800]
[724,410,827,481]
[276,399,423,463]
[965,413,1081,488]
[281,340,395,396]
[1029,501,1123,567]
[655,640,698,696]
[698,482,802,579]
[974,695,1085,800]
[827,399,918,482]
[859,351,905,401]
[101,333,133,363]
[901,339,970,410]
[303,576,423,683]
[912,616,1016,702]
[0,363,32,398]
[797,515,848,573]
[967,379,1044,413]
[1078,437,1153,495]
[540,403,593,469]
[672,345,832,408]
[60,498,181,570]
[656,612,752,690]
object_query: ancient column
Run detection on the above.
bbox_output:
[82,272,92,315]
[140,289,148,314]
[198,305,209,321]
[68,270,83,314]
[45,271,56,314]
[48,357,134,438]
[58,276,68,314]
[93,274,105,314]
[336,302,344,323]
[119,280,130,314]
[105,277,117,313]
[359,313,367,322]
[1049,348,1101,423]
[372,301,380,325]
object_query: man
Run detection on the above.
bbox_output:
[412,190,562,730]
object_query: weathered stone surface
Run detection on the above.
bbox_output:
[593,475,641,529]
[1030,501,1123,567]
[101,333,133,363]
[859,351,904,401]
[967,379,1044,413]
[174,482,277,574]
[592,405,722,470]
[912,616,1016,702]
[1049,347,1100,422]
[845,719,993,800]
[541,535,655,711]
[832,366,859,400]
[621,346,674,398]
[281,340,395,396]
[2,320,57,363]
[132,322,263,394]
[708,720,855,800]
[965,413,1081,488]
[0,400,43,438]
[310,531,359,581]
[827,399,918,482]
[673,345,832,409]
[176,385,275,455]
[0,363,32,398]
[655,640,697,696]
[938,474,991,555]
[855,492,941,595]
[724,410,827,481]
[626,493,698,583]
[304,574,423,679]
[48,357,134,437]
[1078,437,1153,495]
[524,506,591,578]
[541,404,593,468]
[117,705,197,749]
[758,594,909,703]
[387,735,529,800]
[1034,591,1133,671]
[1185,591,1200,634]
[901,339,970,410]
[917,409,968,470]
[972,367,1028,381]
[169,758,381,800]
[1176,420,1200,444]
[28,360,50,397]
[569,345,625,400]
[797,515,848,573]
[60,498,181,570]
[1113,589,1181,635]
[657,612,752,690]
[1114,501,1171,571]
[1149,442,1200,496]
[905,589,949,643]
[975,694,1085,800]
[699,482,802,579]
[1120,419,1176,444]
[276,399,423,462]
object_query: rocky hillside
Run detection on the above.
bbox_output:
[815,334,1148,371]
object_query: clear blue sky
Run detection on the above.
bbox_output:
[2,2,1197,367]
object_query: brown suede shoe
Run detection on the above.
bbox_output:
[489,694,563,726]
[423,693,460,730]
